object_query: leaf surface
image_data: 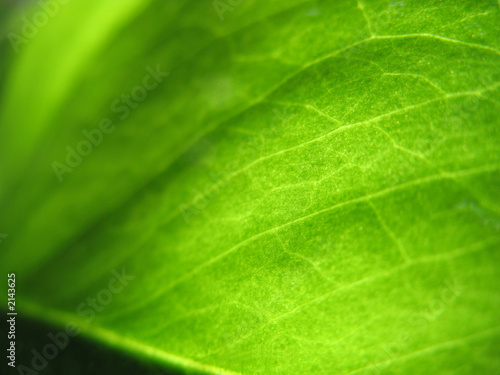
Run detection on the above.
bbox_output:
[1,0,500,374]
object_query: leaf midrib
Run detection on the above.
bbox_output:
[16,234,499,375]
[16,299,242,375]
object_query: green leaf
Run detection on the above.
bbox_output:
[1,0,499,374]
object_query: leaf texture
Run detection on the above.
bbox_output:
[1,0,499,374]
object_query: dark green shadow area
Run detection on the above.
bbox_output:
[3,314,182,375]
